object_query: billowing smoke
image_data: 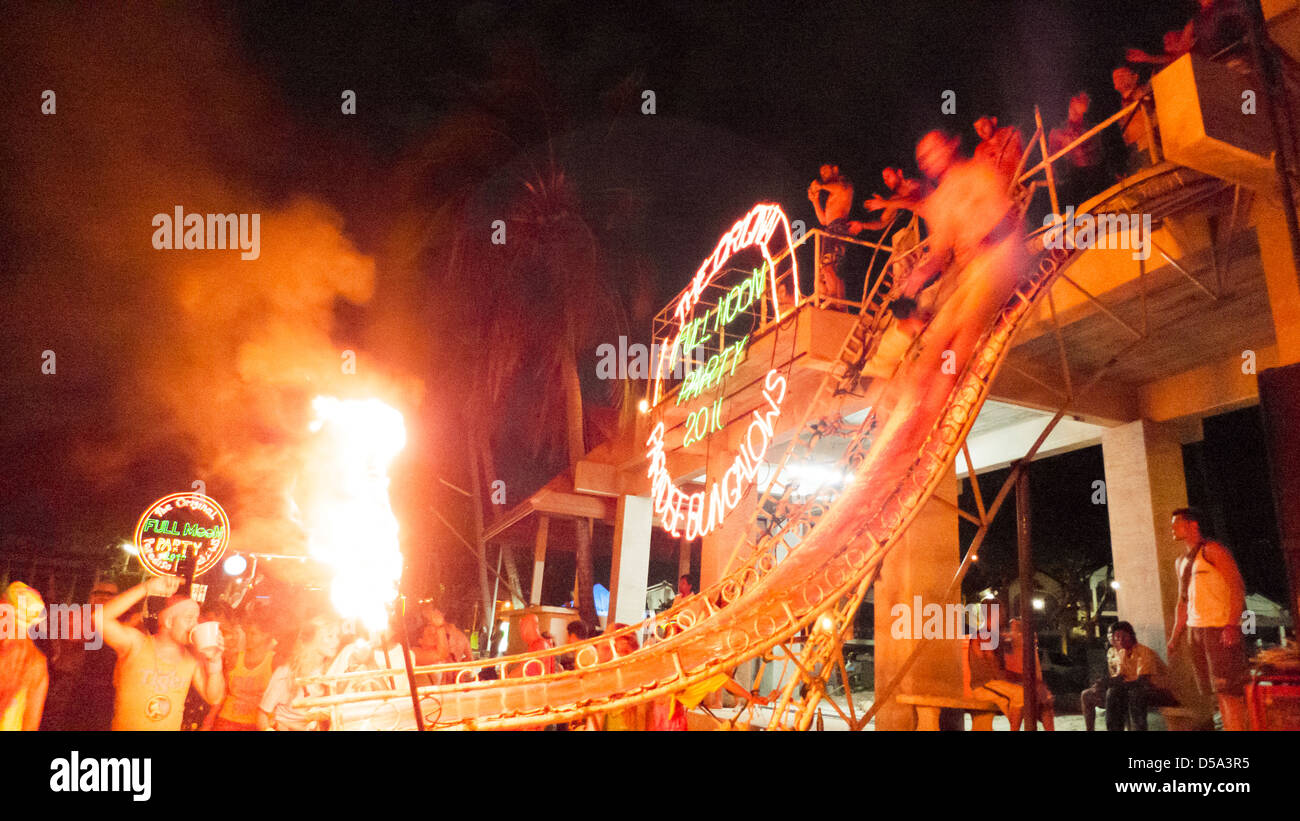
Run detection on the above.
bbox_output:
[0,5,421,556]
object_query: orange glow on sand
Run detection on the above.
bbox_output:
[302,396,407,630]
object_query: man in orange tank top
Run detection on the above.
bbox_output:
[1166,507,1248,730]
[92,575,225,731]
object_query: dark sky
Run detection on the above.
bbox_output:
[4,0,1283,607]
[224,0,1197,285]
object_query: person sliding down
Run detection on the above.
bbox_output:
[860,130,1030,491]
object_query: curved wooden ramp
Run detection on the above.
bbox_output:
[298,166,1226,730]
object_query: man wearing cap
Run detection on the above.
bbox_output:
[93,576,225,730]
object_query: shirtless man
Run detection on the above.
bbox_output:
[859,167,925,229]
[807,163,856,301]
[93,575,225,731]
[1167,507,1248,730]
[859,167,928,311]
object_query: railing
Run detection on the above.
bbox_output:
[646,225,900,407]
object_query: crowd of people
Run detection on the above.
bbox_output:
[0,571,490,731]
[805,0,1255,306]
[0,566,767,731]
[960,507,1249,731]
[0,504,1255,732]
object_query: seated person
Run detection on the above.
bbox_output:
[963,611,1054,731]
[1083,620,1177,731]
[1080,623,1125,731]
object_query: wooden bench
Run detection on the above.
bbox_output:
[897,694,1001,730]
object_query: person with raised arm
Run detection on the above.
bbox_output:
[808,163,858,301]
[92,575,225,730]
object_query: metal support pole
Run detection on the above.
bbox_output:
[1035,107,1061,217]
[397,595,426,731]
[1015,464,1038,731]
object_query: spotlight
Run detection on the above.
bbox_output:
[638,398,650,414]
[1032,597,1046,611]
[120,541,139,557]
[223,554,248,576]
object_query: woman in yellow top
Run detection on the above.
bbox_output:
[1,582,49,731]
[213,608,277,730]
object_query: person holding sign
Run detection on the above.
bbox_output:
[92,575,225,730]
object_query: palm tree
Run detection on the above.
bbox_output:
[390,49,645,629]
[455,161,627,628]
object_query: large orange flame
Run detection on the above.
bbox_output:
[303,396,407,631]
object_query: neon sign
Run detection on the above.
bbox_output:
[652,203,797,406]
[647,369,788,540]
[132,492,231,578]
[644,203,799,538]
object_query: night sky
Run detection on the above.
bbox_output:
[0,1,1285,613]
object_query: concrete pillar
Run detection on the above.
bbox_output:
[873,468,962,730]
[1101,419,1206,710]
[529,516,549,606]
[1254,198,1300,365]
[608,495,652,626]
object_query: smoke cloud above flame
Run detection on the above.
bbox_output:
[0,5,421,559]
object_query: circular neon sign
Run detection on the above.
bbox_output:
[645,203,797,539]
[132,492,231,578]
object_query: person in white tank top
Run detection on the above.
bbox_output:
[1166,507,1248,730]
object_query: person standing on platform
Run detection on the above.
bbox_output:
[973,115,1025,186]
[1048,92,1108,207]
[808,163,857,301]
